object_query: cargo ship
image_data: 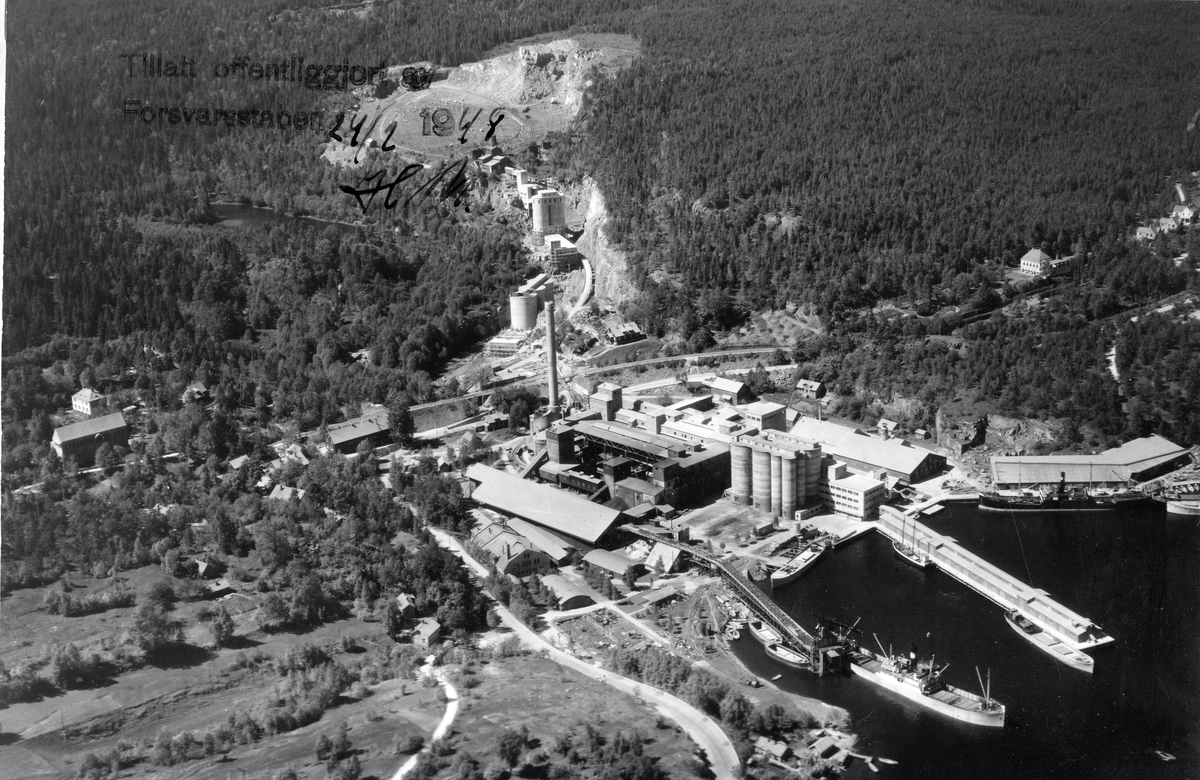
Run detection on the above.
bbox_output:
[1004,610,1094,673]
[979,473,1153,512]
[848,638,1005,728]
[770,545,826,586]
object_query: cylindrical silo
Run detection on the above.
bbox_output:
[804,445,822,499]
[770,454,783,517]
[781,457,797,519]
[731,443,752,505]
[510,294,538,331]
[532,197,551,234]
[752,448,772,511]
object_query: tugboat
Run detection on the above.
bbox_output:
[848,635,1006,727]
[1004,610,1094,673]
[980,472,1154,512]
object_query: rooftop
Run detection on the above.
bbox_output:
[53,411,127,443]
[325,411,389,447]
[466,463,623,544]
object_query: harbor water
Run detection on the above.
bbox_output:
[732,503,1199,779]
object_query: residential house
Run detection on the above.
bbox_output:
[414,617,442,648]
[1171,204,1194,225]
[72,388,106,417]
[795,379,825,399]
[1157,217,1181,233]
[1135,226,1157,241]
[181,381,210,404]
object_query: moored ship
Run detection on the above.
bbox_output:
[765,643,810,669]
[1165,493,1200,516]
[980,473,1153,512]
[1004,610,1094,673]
[770,545,826,586]
[748,619,783,646]
[848,639,1005,728]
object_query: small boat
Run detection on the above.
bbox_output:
[765,643,810,669]
[770,545,826,586]
[770,674,782,681]
[1004,610,1094,673]
[1153,750,1176,762]
[748,619,783,646]
[1165,496,1200,516]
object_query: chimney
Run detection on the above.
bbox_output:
[546,299,560,416]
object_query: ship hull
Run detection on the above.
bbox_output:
[848,652,1005,728]
[979,492,1155,512]
[893,540,934,569]
[1004,611,1094,673]
[770,546,826,586]
[765,643,810,669]
[748,620,783,646]
[1166,499,1200,516]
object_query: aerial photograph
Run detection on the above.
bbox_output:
[2,0,1198,778]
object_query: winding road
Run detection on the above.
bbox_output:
[428,528,741,779]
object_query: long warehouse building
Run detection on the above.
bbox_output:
[465,463,626,545]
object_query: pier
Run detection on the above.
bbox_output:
[879,506,1113,651]
[622,526,842,670]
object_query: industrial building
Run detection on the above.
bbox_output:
[541,233,584,272]
[729,429,824,518]
[540,574,595,610]
[789,417,945,485]
[52,411,128,465]
[465,463,626,545]
[991,435,1191,489]
[486,332,526,357]
[508,274,555,331]
[818,462,888,519]
[530,189,567,237]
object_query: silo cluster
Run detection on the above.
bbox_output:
[730,433,823,519]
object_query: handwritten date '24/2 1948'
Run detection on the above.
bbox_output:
[333,106,505,213]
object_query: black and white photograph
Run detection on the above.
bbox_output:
[2,1,1198,778]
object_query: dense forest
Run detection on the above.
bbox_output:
[5,0,1200,469]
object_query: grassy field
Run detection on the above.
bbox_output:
[433,653,705,778]
[1,565,439,780]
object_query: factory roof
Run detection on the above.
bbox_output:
[574,420,689,460]
[823,434,932,477]
[540,574,594,608]
[466,463,623,544]
[830,471,885,492]
[789,416,867,445]
[743,401,785,416]
[52,412,127,444]
[616,476,664,497]
[506,517,575,562]
[991,435,1189,485]
[582,549,640,575]
[707,377,747,394]
[738,429,818,456]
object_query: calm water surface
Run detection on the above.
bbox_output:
[732,503,1199,780]
[210,203,360,235]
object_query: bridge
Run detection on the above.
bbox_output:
[621,526,827,669]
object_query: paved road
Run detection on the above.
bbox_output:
[428,529,741,779]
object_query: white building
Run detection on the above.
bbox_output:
[72,388,105,416]
[819,462,887,519]
[1019,248,1052,276]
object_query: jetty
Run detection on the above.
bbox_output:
[878,506,1113,651]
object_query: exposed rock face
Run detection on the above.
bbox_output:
[449,39,598,114]
[573,176,635,309]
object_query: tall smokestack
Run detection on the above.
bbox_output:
[546,300,559,415]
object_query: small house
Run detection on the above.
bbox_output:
[414,617,442,649]
[754,736,791,761]
[1135,226,1157,241]
[395,593,417,620]
[795,379,825,400]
